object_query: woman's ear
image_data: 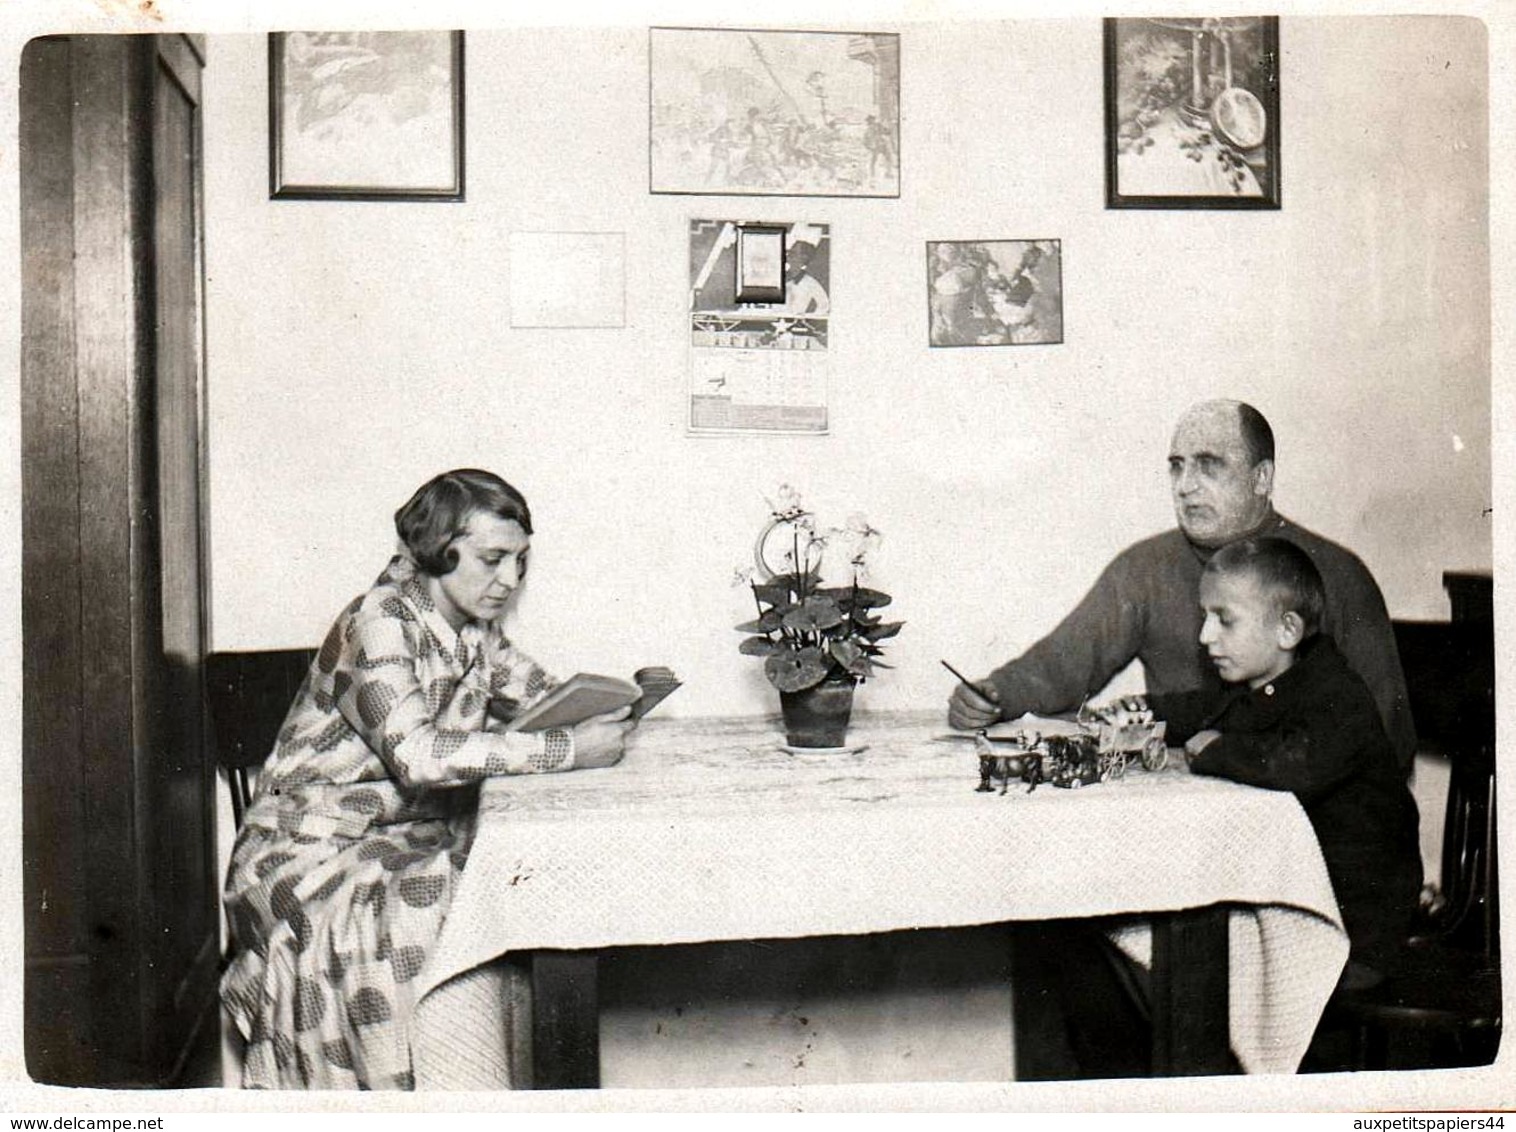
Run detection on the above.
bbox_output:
[1277,609,1306,650]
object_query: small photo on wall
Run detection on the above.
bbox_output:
[926,239,1063,348]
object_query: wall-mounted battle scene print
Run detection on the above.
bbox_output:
[650,27,900,198]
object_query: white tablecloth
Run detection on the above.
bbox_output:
[413,712,1348,1087]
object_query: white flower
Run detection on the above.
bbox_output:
[765,483,809,524]
[833,512,884,568]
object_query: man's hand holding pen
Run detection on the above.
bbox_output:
[942,659,1004,730]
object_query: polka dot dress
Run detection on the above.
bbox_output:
[221,556,570,1090]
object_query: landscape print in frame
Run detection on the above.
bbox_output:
[649,26,900,198]
[269,30,465,200]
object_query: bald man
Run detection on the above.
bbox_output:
[949,399,1415,772]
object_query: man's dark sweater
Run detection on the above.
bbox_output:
[1187,636,1422,970]
[984,510,1417,773]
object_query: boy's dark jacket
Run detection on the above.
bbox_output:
[1172,635,1422,970]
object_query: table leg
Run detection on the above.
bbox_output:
[1150,904,1232,1076]
[514,950,600,1090]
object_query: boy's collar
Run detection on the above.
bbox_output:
[1253,633,1330,695]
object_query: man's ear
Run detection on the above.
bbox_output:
[1252,458,1275,499]
[1277,609,1306,650]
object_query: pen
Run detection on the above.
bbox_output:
[940,659,978,689]
[942,659,1001,706]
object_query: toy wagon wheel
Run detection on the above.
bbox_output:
[1107,753,1127,780]
[1142,737,1168,771]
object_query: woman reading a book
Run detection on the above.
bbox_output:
[220,468,634,1090]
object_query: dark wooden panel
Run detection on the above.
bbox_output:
[20,35,92,1087]
[145,38,219,1079]
[22,34,215,1087]
[69,37,157,1085]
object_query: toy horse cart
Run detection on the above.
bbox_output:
[974,730,1104,794]
[973,707,1169,794]
[1094,715,1170,778]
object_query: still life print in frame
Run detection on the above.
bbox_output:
[1105,17,1280,209]
[650,27,900,198]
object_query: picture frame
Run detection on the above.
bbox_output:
[735,224,788,304]
[926,239,1064,348]
[649,26,901,198]
[1104,16,1280,209]
[269,30,465,201]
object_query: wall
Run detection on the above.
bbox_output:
[202,16,1489,724]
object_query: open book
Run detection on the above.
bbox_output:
[503,666,682,733]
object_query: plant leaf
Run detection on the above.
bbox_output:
[766,570,822,597]
[734,610,783,634]
[765,645,831,692]
[827,638,863,668]
[739,636,777,657]
[751,583,791,607]
[782,596,844,634]
[862,620,904,641]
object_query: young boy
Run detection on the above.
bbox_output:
[1183,536,1422,989]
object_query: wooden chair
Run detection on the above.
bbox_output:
[205,648,316,827]
[1320,618,1500,1070]
[205,648,314,1086]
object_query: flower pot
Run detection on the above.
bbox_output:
[778,678,856,748]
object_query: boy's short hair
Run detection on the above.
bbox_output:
[394,469,533,577]
[1206,536,1326,637]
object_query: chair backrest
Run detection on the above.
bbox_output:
[1391,618,1497,957]
[1392,619,1495,760]
[206,648,316,827]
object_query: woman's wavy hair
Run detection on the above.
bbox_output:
[394,469,533,577]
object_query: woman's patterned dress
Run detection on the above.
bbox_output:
[221,556,573,1089]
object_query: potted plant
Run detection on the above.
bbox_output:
[734,486,904,748]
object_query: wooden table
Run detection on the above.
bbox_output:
[412,712,1348,1089]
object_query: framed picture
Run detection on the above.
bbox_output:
[649,26,900,198]
[735,224,787,304]
[927,239,1063,348]
[1104,16,1280,209]
[269,30,465,201]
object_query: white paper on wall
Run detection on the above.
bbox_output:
[509,231,626,329]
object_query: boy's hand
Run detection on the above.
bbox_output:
[1184,729,1221,760]
[571,705,634,769]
